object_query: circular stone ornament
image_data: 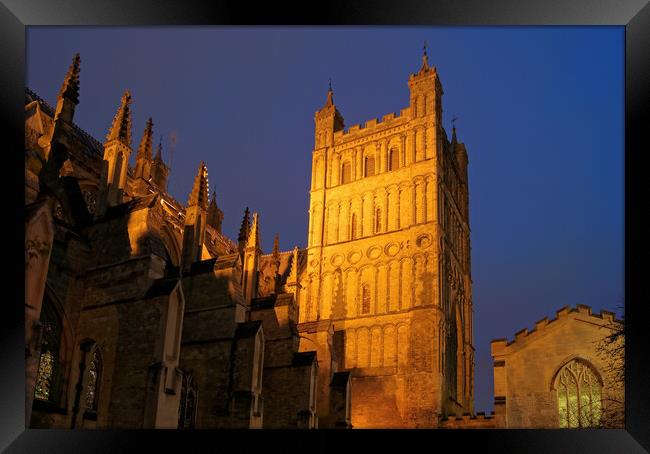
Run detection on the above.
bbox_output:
[416,234,432,249]
[367,246,382,260]
[385,242,400,257]
[330,254,344,267]
[347,250,362,264]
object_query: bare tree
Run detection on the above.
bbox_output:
[595,307,625,429]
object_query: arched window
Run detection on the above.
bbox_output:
[375,208,382,233]
[389,149,400,171]
[554,359,602,428]
[341,161,351,184]
[364,156,375,177]
[350,214,357,240]
[34,301,62,402]
[85,348,102,411]
[178,373,198,429]
[361,284,371,314]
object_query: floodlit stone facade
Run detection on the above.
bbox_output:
[24,53,327,429]
[26,50,619,431]
[300,51,473,428]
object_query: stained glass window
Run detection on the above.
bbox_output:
[34,350,54,401]
[85,348,102,410]
[34,302,61,402]
[555,359,602,428]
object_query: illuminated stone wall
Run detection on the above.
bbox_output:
[300,56,474,428]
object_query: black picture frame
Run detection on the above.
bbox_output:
[3,1,648,452]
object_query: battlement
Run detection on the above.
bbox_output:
[439,411,498,429]
[333,106,411,142]
[491,304,622,354]
[441,411,495,422]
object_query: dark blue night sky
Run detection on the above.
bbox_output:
[27,26,624,414]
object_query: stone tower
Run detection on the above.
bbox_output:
[300,51,473,428]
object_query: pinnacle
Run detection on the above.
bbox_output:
[106,90,133,146]
[58,53,81,104]
[238,207,251,242]
[187,161,209,210]
[246,212,260,249]
[137,117,154,161]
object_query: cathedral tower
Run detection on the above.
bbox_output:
[300,51,473,428]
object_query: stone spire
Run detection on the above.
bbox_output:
[187,161,209,210]
[246,213,261,250]
[133,118,154,185]
[206,185,224,233]
[285,246,301,294]
[154,138,164,162]
[137,117,154,161]
[54,53,81,123]
[237,207,251,254]
[272,233,280,262]
[94,91,134,218]
[106,91,133,146]
[150,137,170,192]
[270,233,281,294]
[181,162,210,272]
[242,212,262,303]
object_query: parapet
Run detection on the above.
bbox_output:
[333,107,411,142]
[491,304,622,354]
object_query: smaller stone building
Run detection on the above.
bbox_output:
[490,304,623,429]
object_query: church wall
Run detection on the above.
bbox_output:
[491,306,622,428]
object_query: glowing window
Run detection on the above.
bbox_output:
[555,359,602,428]
[35,303,61,402]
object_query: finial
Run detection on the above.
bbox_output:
[324,78,334,107]
[420,41,430,71]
